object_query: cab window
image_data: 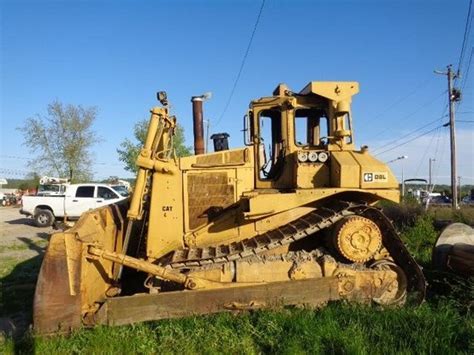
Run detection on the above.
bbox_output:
[294,108,329,146]
[98,186,119,200]
[76,186,95,198]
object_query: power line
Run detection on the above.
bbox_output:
[0,168,31,177]
[430,128,449,191]
[457,120,474,122]
[413,104,446,179]
[369,77,434,121]
[413,126,439,178]
[456,0,473,77]
[461,47,474,91]
[214,0,266,127]
[0,154,123,166]
[374,124,445,156]
[0,155,29,160]
[431,115,446,179]
[372,108,446,154]
[371,90,446,138]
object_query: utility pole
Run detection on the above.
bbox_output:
[429,158,435,190]
[435,65,461,209]
[458,176,462,205]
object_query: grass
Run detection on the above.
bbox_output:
[429,206,474,225]
[4,302,472,354]
[0,257,22,279]
[402,214,438,266]
[1,206,473,354]
[0,240,48,255]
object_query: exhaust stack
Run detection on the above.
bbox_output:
[192,97,205,155]
[191,92,211,155]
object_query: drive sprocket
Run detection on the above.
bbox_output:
[333,215,382,263]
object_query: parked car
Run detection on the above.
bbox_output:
[461,195,474,205]
[21,183,128,227]
[428,195,452,205]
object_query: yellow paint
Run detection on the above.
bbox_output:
[36,82,406,331]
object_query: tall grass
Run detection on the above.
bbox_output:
[402,214,438,266]
[5,302,472,354]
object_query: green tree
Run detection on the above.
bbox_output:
[18,101,100,182]
[117,119,192,173]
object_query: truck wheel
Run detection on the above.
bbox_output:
[34,209,54,227]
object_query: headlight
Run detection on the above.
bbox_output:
[308,151,318,162]
[318,152,329,163]
[297,151,308,162]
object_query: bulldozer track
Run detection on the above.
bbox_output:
[167,200,353,268]
[166,200,426,303]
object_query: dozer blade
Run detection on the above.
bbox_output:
[34,204,127,335]
[433,223,474,276]
[33,233,82,334]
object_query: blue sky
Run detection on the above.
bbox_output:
[1,0,473,184]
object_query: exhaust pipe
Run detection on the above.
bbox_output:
[191,92,212,155]
[192,96,205,155]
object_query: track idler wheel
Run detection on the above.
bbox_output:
[370,259,407,305]
[333,216,382,263]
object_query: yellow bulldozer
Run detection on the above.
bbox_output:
[33,81,426,334]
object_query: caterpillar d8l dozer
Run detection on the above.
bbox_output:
[34,82,426,334]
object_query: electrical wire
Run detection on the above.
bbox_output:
[372,113,445,153]
[413,102,448,178]
[374,124,444,157]
[461,47,474,91]
[369,77,435,121]
[371,90,446,138]
[430,128,449,193]
[214,0,266,128]
[431,111,446,176]
[413,126,441,178]
[456,0,473,79]
[0,154,123,167]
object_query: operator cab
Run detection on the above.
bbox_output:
[245,82,359,189]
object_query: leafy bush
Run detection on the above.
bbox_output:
[381,201,425,229]
[401,214,438,266]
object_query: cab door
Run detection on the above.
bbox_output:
[253,105,294,189]
[65,185,97,217]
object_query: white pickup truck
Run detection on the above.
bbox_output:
[20,183,128,227]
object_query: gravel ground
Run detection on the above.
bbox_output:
[0,207,54,261]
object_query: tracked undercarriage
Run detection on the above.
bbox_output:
[155,200,424,305]
[34,200,425,334]
[33,81,426,334]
